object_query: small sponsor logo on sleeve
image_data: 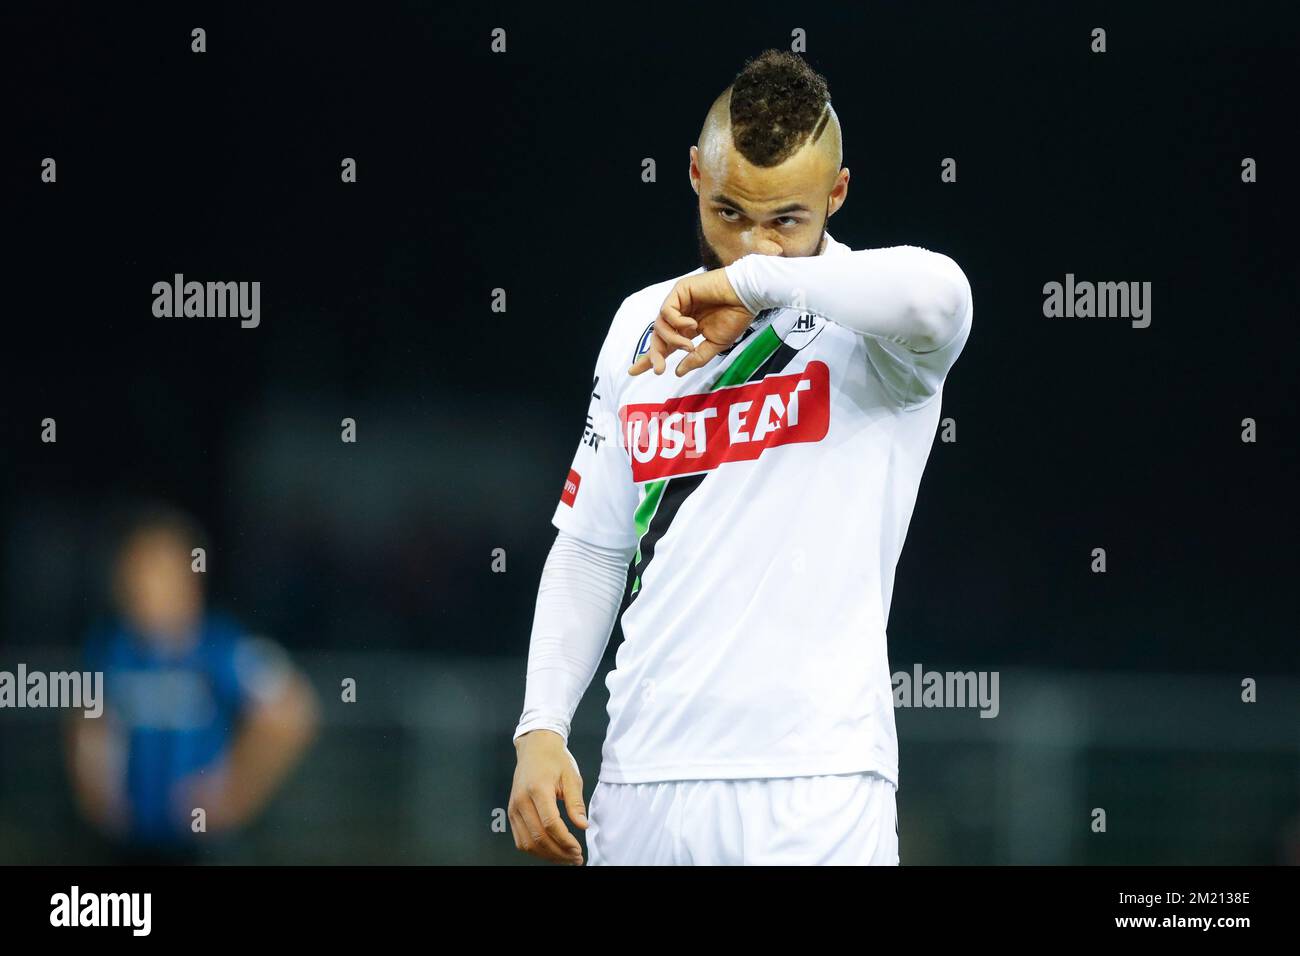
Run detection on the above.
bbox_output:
[560,468,582,507]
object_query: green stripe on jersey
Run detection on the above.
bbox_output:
[629,322,783,594]
[712,324,781,389]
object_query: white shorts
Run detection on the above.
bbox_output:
[585,771,899,866]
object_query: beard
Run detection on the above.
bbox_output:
[695,212,726,271]
[695,204,830,272]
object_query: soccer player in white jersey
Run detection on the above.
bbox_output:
[508,49,973,865]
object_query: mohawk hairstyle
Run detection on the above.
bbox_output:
[728,50,832,167]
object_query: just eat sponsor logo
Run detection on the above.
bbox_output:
[620,361,830,482]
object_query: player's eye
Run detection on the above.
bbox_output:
[717,207,743,222]
[775,216,802,228]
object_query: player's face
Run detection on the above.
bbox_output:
[115,530,203,644]
[691,138,847,270]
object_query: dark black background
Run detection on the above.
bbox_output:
[4,0,1296,674]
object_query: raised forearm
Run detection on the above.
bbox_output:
[723,244,971,351]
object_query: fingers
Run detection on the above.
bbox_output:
[676,339,723,376]
[665,311,699,335]
[628,333,670,376]
[628,312,697,376]
[534,785,585,861]
[654,311,698,353]
[560,766,588,830]
[510,803,577,864]
[511,785,583,865]
[509,804,568,863]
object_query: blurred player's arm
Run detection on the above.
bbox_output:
[65,632,126,836]
[214,668,319,828]
[64,710,126,835]
[189,642,320,832]
[509,528,635,865]
[724,243,972,352]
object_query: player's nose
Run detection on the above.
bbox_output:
[744,233,784,257]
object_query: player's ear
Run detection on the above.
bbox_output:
[828,167,849,216]
[688,146,700,195]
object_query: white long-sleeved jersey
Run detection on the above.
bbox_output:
[515,232,973,787]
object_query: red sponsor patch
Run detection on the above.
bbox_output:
[620,361,830,482]
[559,468,581,507]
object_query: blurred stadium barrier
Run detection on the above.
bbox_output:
[1,650,1296,864]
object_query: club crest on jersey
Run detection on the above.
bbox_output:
[632,322,655,363]
[619,361,830,482]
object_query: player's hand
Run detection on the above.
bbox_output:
[509,730,588,865]
[628,268,755,377]
[173,767,246,833]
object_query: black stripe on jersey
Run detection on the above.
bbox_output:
[624,338,802,606]
[625,473,704,606]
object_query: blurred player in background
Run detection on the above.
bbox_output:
[65,505,319,864]
[510,50,973,865]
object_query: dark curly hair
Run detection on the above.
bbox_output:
[728,50,833,167]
